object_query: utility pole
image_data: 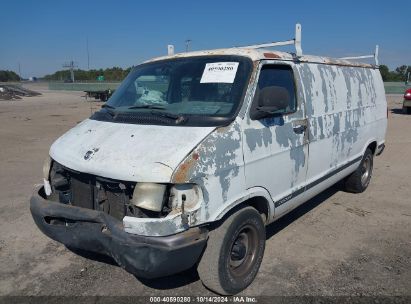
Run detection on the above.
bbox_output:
[63,60,78,82]
[86,37,90,70]
[185,39,192,52]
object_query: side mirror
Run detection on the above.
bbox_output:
[251,86,290,120]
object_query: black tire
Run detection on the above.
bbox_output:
[197,207,265,295]
[403,105,411,114]
[344,148,374,193]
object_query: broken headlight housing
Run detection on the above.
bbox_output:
[42,156,51,180]
[42,156,52,195]
[130,183,201,215]
[130,183,167,212]
[169,184,201,211]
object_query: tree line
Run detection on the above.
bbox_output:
[379,65,410,82]
[43,67,132,82]
[0,70,21,82]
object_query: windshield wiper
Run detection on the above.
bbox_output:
[150,110,187,125]
[100,104,116,118]
[128,104,166,110]
[101,104,116,109]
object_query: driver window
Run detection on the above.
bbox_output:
[250,64,296,119]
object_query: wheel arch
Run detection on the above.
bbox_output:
[362,139,378,157]
[211,188,274,225]
[367,141,377,155]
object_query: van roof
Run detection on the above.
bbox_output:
[144,47,376,69]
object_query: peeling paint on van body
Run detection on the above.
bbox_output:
[296,64,386,192]
[45,47,387,236]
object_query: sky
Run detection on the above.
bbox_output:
[1,0,410,78]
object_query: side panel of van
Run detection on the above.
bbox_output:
[296,63,387,200]
[241,61,387,221]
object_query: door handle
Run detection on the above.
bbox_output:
[293,124,307,134]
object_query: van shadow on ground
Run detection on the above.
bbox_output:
[391,108,410,115]
[70,184,341,290]
[138,184,341,290]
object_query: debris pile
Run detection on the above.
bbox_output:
[0,84,42,100]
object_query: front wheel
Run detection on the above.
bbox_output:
[344,148,374,193]
[197,207,265,295]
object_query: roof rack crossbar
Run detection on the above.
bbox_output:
[237,23,303,56]
[239,39,295,49]
[339,45,379,65]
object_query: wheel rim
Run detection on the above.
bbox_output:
[361,156,372,187]
[228,224,259,277]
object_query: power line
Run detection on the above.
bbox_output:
[86,37,90,70]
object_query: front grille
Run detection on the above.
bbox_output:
[49,161,135,220]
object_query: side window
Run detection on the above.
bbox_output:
[250,64,296,120]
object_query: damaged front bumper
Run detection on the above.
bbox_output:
[30,186,208,279]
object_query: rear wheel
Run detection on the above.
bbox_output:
[344,148,374,193]
[197,207,265,295]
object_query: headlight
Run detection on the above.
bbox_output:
[130,183,167,212]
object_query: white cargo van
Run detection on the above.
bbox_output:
[31,24,387,294]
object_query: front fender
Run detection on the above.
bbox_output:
[171,120,246,225]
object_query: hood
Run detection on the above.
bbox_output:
[50,119,215,182]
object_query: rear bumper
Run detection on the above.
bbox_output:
[30,186,208,279]
[403,100,411,107]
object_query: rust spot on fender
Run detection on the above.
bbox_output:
[172,153,199,183]
[216,125,230,133]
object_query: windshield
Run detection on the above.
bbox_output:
[91,55,252,126]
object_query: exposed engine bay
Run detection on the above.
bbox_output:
[47,161,172,220]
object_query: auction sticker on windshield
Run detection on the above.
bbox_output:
[200,62,239,83]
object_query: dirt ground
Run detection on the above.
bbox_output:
[0,84,410,298]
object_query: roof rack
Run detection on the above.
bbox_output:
[237,23,303,57]
[166,24,379,66]
[339,45,379,65]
